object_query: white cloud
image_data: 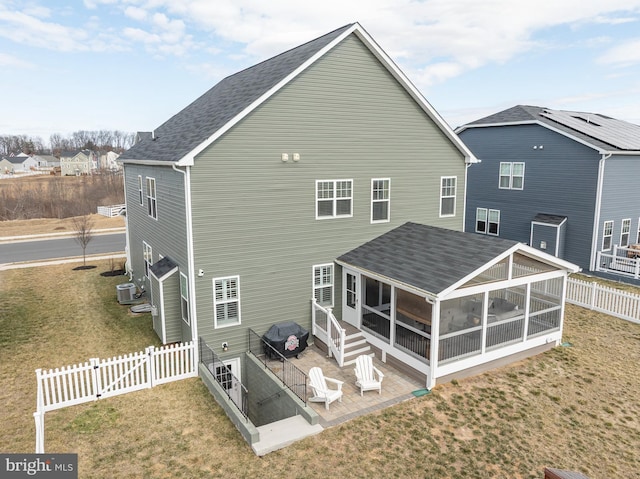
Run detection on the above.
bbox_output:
[598,38,640,67]
[0,52,35,69]
[124,6,148,21]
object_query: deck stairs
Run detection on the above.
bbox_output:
[339,321,375,367]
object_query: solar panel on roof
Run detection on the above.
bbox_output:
[540,109,640,150]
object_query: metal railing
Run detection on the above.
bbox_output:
[199,338,248,419]
[248,329,307,404]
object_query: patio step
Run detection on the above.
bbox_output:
[342,331,374,366]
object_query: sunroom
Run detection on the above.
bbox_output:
[334,222,580,389]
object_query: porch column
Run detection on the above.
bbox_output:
[428,299,440,389]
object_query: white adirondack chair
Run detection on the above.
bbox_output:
[308,367,343,410]
[354,354,384,396]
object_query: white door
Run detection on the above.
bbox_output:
[342,269,360,328]
[216,358,242,407]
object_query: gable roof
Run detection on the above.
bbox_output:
[457,105,640,153]
[120,23,474,166]
[337,222,578,298]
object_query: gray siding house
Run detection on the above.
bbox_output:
[457,105,640,284]
[118,27,579,450]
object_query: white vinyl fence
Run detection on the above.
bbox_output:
[34,341,197,453]
[97,204,125,217]
[567,277,640,324]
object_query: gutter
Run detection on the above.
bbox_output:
[172,163,199,360]
[589,153,612,271]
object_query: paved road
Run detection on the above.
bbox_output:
[0,232,126,266]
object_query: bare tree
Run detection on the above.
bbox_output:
[72,214,94,267]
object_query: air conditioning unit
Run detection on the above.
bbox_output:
[116,283,136,303]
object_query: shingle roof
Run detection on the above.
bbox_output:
[532,213,567,226]
[460,105,640,152]
[149,256,178,280]
[337,222,519,295]
[120,24,355,162]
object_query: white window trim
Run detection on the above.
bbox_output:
[146,177,158,220]
[602,220,613,251]
[439,176,457,217]
[637,217,640,244]
[313,263,334,307]
[180,272,189,326]
[213,275,241,329]
[620,218,631,247]
[137,175,143,205]
[476,207,487,234]
[315,179,353,220]
[488,209,500,236]
[498,162,525,190]
[371,178,390,223]
[143,241,152,278]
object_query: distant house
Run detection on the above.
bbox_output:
[59,149,97,176]
[31,154,59,168]
[0,154,38,173]
[99,151,121,171]
[457,105,640,284]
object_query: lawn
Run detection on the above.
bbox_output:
[1,260,640,478]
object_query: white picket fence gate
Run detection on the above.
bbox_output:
[566,277,640,324]
[34,341,197,453]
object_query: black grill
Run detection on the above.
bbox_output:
[262,321,309,359]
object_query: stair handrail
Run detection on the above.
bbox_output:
[311,298,346,367]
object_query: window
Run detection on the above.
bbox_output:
[440,176,456,217]
[143,241,152,278]
[180,272,189,325]
[213,276,241,328]
[313,264,334,306]
[346,273,357,310]
[316,180,352,219]
[488,209,500,235]
[476,208,500,235]
[621,219,631,247]
[602,220,613,251]
[499,162,525,190]
[371,178,390,223]
[637,218,640,244]
[476,208,487,233]
[146,177,157,219]
[137,175,143,205]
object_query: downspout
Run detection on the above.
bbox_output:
[172,163,199,361]
[589,153,612,271]
[463,159,480,232]
[121,165,133,280]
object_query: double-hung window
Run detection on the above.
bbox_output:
[313,264,334,307]
[620,219,631,247]
[213,276,241,328]
[371,178,390,223]
[316,180,352,219]
[476,208,500,235]
[499,162,525,190]
[180,272,189,325]
[146,177,157,219]
[440,176,456,217]
[143,241,152,278]
[602,220,613,251]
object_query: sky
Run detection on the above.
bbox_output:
[2,0,640,144]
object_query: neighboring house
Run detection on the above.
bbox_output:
[59,149,97,176]
[118,26,578,449]
[457,105,640,285]
[99,151,121,171]
[0,154,38,173]
[32,154,60,168]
